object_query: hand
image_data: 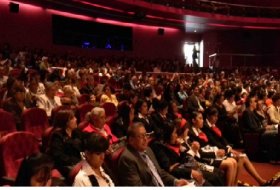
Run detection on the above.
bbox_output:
[191,141,200,152]
[217,149,225,158]
[191,170,204,185]
[175,179,189,186]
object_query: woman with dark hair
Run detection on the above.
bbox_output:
[73,133,114,186]
[212,94,227,132]
[111,101,134,138]
[167,101,184,121]
[188,111,238,186]
[155,120,226,186]
[150,100,170,140]
[48,110,83,177]
[133,99,153,133]
[204,106,271,186]
[15,153,53,186]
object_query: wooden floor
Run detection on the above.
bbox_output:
[238,161,280,186]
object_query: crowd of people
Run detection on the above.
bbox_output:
[0,44,280,186]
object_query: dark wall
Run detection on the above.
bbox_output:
[203,30,280,68]
[0,1,200,60]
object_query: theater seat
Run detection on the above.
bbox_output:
[102,102,117,118]
[41,127,55,153]
[243,132,261,160]
[0,132,40,181]
[78,94,90,105]
[0,109,17,138]
[104,146,125,185]
[22,108,49,140]
[77,103,94,122]
[67,162,83,186]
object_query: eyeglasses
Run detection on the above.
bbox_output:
[133,131,154,139]
[134,133,149,139]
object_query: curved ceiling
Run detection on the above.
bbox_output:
[10,0,280,32]
[209,0,280,7]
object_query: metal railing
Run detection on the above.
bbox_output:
[144,0,280,18]
[209,53,280,68]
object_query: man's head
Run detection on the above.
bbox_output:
[127,122,148,152]
[245,95,257,110]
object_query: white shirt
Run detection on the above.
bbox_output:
[223,99,238,121]
[37,94,61,116]
[73,160,114,187]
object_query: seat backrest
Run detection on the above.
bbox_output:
[41,127,55,153]
[78,94,90,105]
[0,131,40,179]
[77,103,94,122]
[102,102,117,117]
[104,146,125,185]
[0,109,17,138]
[78,121,89,130]
[22,108,49,139]
[68,162,83,185]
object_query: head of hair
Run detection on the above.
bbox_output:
[117,101,131,119]
[213,93,223,104]
[12,83,25,94]
[127,122,144,139]
[162,121,176,143]
[15,153,53,186]
[224,89,235,99]
[90,107,105,118]
[143,87,153,98]
[205,107,218,118]
[44,82,55,91]
[245,95,255,108]
[53,110,74,129]
[134,99,146,114]
[189,111,202,124]
[84,133,109,153]
[157,100,168,112]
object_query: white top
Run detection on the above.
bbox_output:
[37,94,61,116]
[73,160,114,187]
[223,99,238,121]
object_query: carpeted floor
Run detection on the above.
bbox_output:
[238,161,280,186]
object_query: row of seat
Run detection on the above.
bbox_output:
[0,102,117,139]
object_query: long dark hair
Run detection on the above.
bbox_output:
[53,110,75,129]
[15,153,53,186]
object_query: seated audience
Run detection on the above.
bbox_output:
[205,107,272,185]
[150,121,225,186]
[118,122,189,186]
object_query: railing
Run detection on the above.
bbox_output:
[209,53,280,68]
[144,0,280,18]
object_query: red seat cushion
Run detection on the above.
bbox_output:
[0,132,40,178]
[22,108,49,139]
